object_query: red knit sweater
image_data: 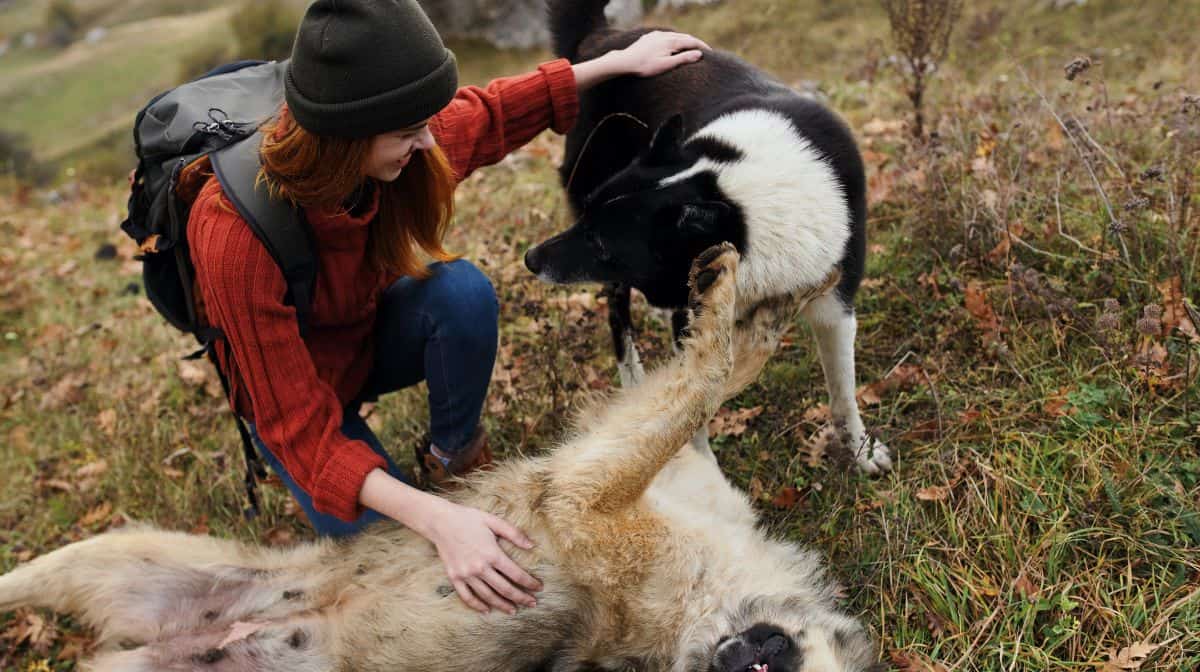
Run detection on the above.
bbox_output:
[188,60,579,522]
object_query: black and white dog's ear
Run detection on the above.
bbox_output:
[675,201,730,236]
[646,114,686,165]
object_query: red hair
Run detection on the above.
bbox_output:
[181,106,457,279]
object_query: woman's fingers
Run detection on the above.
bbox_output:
[468,575,517,615]
[669,33,711,52]
[485,568,536,609]
[452,578,489,614]
[494,552,542,594]
[486,514,535,550]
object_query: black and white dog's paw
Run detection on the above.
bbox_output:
[851,434,892,475]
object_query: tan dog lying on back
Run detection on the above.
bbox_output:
[0,244,882,672]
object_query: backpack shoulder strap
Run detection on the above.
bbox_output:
[210,131,318,336]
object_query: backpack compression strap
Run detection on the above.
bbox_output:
[208,132,318,520]
[210,131,318,335]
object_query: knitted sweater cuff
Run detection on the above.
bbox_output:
[538,58,580,134]
[311,439,389,522]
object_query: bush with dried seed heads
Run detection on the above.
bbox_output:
[1064,56,1092,81]
[879,0,964,138]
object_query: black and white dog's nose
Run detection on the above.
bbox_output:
[524,247,542,274]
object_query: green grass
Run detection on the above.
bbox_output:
[2,0,1200,670]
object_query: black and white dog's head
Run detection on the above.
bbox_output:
[524,115,747,308]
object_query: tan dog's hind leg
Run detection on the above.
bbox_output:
[0,526,327,650]
[546,243,739,515]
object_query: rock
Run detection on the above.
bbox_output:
[417,0,650,50]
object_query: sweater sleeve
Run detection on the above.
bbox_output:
[429,58,580,182]
[187,181,386,522]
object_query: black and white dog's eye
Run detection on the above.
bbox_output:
[586,232,611,261]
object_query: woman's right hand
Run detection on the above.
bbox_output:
[359,468,542,614]
[422,497,542,615]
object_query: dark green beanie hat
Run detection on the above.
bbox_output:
[285,0,458,139]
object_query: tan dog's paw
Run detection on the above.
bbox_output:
[686,242,739,318]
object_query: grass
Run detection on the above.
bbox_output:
[2,0,1200,670]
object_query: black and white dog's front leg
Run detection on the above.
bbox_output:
[672,308,716,463]
[604,283,645,388]
[801,294,893,474]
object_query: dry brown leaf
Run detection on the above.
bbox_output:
[868,165,900,206]
[177,360,222,398]
[1131,340,1170,388]
[890,649,950,672]
[264,526,295,547]
[708,406,764,437]
[748,476,765,502]
[1043,392,1074,418]
[801,425,838,467]
[964,281,1001,342]
[75,459,109,479]
[1158,276,1199,343]
[861,118,907,136]
[1012,571,1039,601]
[1101,641,1160,671]
[802,404,831,424]
[771,486,801,509]
[916,485,952,501]
[79,502,113,528]
[39,371,87,411]
[857,363,923,406]
[95,409,117,436]
[3,610,59,655]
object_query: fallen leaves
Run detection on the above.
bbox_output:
[889,650,949,672]
[177,360,223,399]
[708,406,763,438]
[1157,275,1199,343]
[1,610,58,656]
[39,371,87,410]
[95,408,117,436]
[771,486,802,509]
[964,281,1003,344]
[915,484,952,501]
[1101,641,1160,671]
[914,459,975,504]
[857,363,924,406]
[79,501,113,528]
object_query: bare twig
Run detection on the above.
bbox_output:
[1019,67,1132,267]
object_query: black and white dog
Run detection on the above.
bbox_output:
[525,0,891,473]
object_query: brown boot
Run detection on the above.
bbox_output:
[413,426,493,491]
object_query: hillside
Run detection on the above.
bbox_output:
[1,0,1198,670]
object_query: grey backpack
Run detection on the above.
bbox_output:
[120,60,318,518]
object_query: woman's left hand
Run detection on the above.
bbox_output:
[616,31,711,78]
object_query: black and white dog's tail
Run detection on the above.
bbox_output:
[546,0,613,62]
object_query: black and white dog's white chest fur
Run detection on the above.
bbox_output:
[526,0,891,473]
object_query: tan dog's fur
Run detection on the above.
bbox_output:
[0,245,878,672]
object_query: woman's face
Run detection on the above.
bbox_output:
[364,121,436,182]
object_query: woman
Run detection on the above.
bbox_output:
[181,0,708,618]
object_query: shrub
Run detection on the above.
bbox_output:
[0,129,51,184]
[879,0,964,138]
[230,0,300,62]
[45,0,82,48]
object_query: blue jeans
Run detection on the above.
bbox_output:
[249,259,500,537]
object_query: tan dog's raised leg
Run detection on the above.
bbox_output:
[546,243,739,515]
